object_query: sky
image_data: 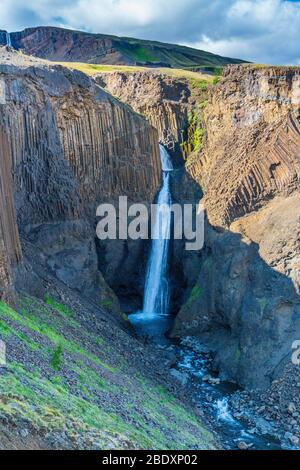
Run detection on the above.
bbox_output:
[1,0,300,65]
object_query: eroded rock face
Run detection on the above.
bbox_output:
[0,62,160,219]
[0,128,21,301]
[2,27,130,65]
[189,65,300,227]
[95,71,191,151]
[172,65,300,389]
[172,207,300,389]
[0,49,160,314]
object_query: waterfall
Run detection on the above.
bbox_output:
[142,144,173,316]
[159,144,174,172]
[6,32,12,48]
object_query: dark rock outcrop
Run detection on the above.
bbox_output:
[172,65,300,389]
[189,65,300,227]
[0,49,160,315]
[95,71,191,150]
[0,127,22,301]
[172,210,300,389]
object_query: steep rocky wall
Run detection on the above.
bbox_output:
[172,65,300,389]
[188,65,300,226]
[185,65,300,293]
[57,94,160,204]
[0,49,160,308]
[95,71,191,150]
[0,59,160,224]
[172,203,300,389]
[87,65,300,386]
[0,127,21,300]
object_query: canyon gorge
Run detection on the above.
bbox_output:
[0,33,300,450]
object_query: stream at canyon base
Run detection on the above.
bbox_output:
[129,312,282,450]
[129,144,282,450]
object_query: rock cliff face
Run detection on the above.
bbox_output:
[0,128,22,300]
[172,65,300,389]
[0,49,160,312]
[96,71,191,150]
[188,65,300,227]
[96,70,212,164]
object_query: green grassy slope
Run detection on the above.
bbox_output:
[0,293,216,450]
[112,35,245,69]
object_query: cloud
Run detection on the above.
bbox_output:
[1,0,300,64]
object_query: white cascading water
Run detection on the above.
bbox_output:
[6,32,12,48]
[216,398,236,424]
[142,144,173,316]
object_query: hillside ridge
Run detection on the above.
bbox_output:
[0,26,245,70]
